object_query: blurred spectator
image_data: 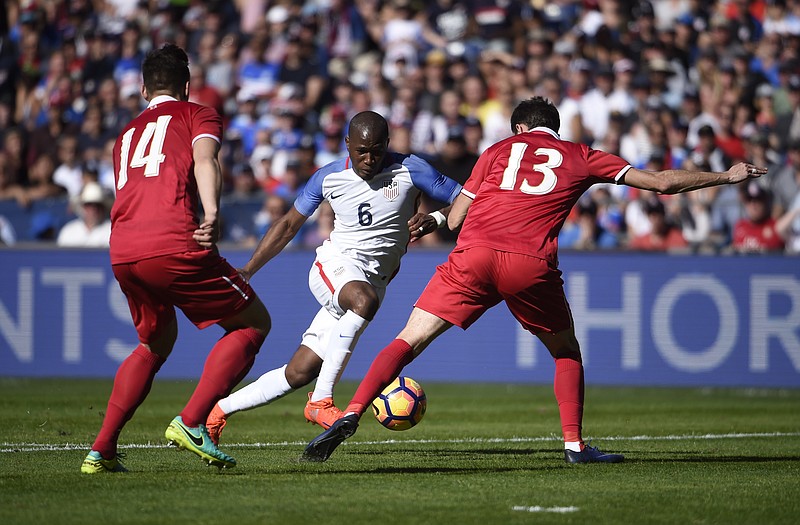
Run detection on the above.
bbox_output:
[754,82,777,131]
[766,139,800,216]
[628,196,689,252]
[373,0,426,83]
[254,193,295,243]
[417,49,451,115]
[608,58,637,117]
[236,31,279,103]
[315,127,346,168]
[227,93,267,158]
[270,156,308,202]
[319,0,369,62]
[0,151,25,205]
[23,154,65,206]
[81,30,116,98]
[1,127,28,187]
[676,191,714,253]
[426,130,479,244]
[25,101,79,168]
[56,181,112,247]
[205,33,239,100]
[188,63,224,117]
[690,125,727,172]
[462,116,484,156]
[775,74,800,152]
[52,135,83,199]
[249,144,275,190]
[96,77,132,138]
[715,103,747,163]
[429,130,478,187]
[559,198,619,251]
[276,33,326,114]
[424,0,473,57]
[732,181,785,254]
[776,192,800,255]
[682,84,717,149]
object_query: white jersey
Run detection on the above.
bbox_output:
[294,152,462,285]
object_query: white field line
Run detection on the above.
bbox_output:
[1,431,798,453]
[512,506,579,514]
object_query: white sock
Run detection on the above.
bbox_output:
[218,364,294,415]
[565,441,583,452]
[311,310,369,402]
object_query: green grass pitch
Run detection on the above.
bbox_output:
[1,378,798,525]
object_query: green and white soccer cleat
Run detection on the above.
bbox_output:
[164,416,236,469]
[80,450,128,474]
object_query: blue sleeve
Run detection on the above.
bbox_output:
[404,154,463,204]
[293,158,348,216]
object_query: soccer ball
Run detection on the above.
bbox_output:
[371,376,427,431]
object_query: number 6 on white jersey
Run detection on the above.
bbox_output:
[117,115,172,190]
[499,143,562,195]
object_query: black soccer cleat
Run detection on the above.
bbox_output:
[564,444,624,464]
[301,413,360,462]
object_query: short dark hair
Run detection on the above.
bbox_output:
[142,44,190,96]
[510,97,560,134]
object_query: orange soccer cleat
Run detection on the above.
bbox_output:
[304,393,344,429]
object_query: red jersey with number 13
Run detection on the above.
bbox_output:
[110,96,222,265]
[456,127,631,265]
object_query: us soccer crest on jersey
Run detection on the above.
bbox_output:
[383,179,400,201]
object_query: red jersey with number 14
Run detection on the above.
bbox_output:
[110,96,222,265]
[456,127,631,265]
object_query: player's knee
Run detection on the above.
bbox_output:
[338,281,380,317]
[284,362,317,389]
[254,310,272,336]
[342,287,379,320]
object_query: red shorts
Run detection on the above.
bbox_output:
[112,250,255,344]
[414,246,572,334]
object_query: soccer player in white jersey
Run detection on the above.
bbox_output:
[205,111,462,443]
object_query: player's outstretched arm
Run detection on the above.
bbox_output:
[240,207,308,280]
[447,193,474,230]
[622,162,767,195]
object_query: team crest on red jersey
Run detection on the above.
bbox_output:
[383,179,399,201]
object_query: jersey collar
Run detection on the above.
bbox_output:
[527,126,561,139]
[147,95,178,109]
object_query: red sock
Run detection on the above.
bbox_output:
[554,357,584,444]
[180,328,265,427]
[92,345,165,458]
[345,339,414,416]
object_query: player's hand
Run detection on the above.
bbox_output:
[193,217,219,247]
[236,268,251,284]
[729,162,767,183]
[408,212,437,243]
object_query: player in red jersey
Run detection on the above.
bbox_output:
[81,44,271,474]
[302,96,767,463]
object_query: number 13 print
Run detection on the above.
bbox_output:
[499,144,562,195]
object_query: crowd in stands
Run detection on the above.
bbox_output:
[0,0,799,254]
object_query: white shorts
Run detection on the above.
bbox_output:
[308,240,386,318]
